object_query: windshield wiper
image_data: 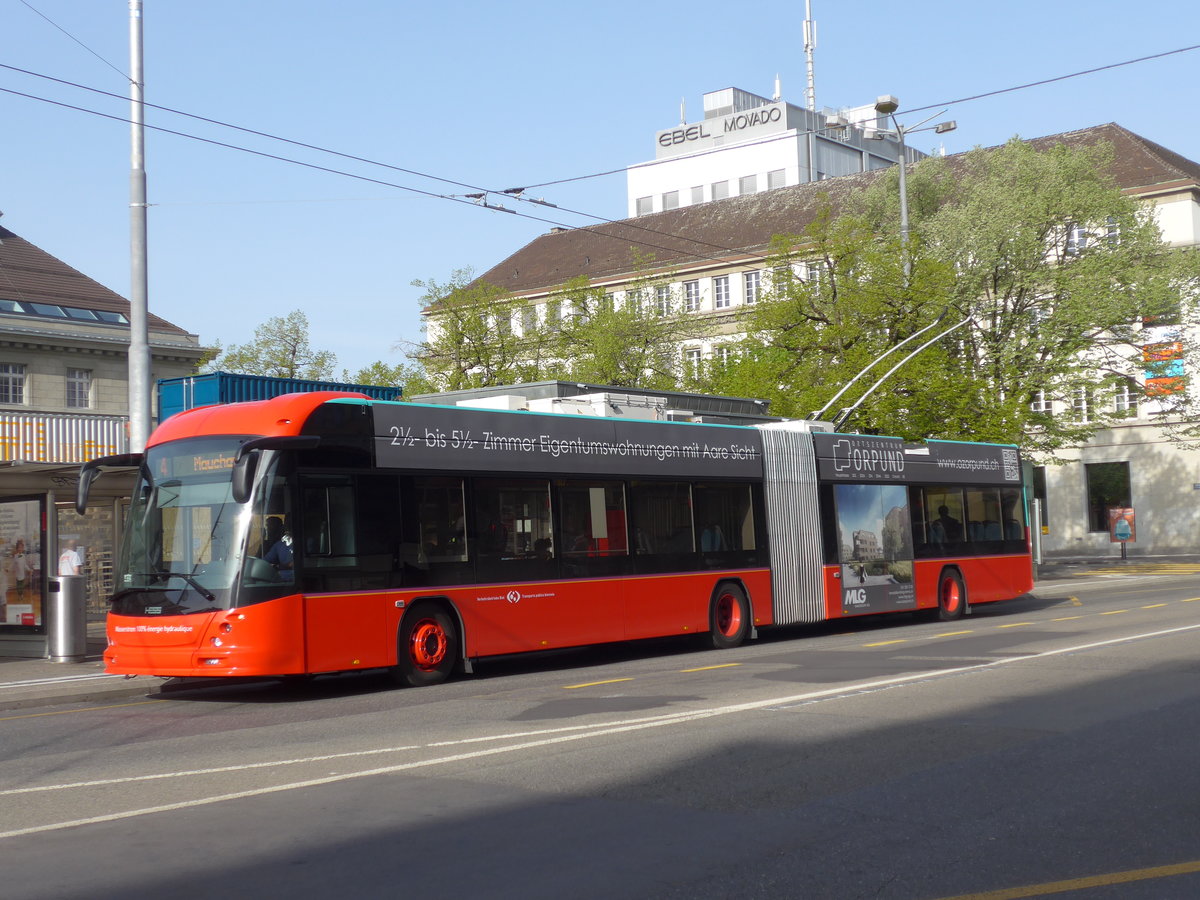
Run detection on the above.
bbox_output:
[132,570,217,603]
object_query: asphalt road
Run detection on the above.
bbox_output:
[4,572,1200,899]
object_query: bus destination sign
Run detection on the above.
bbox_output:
[373,404,764,479]
[813,433,1021,486]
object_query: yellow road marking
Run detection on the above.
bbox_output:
[997,622,1033,629]
[562,678,633,690]
[1052,616,1082,622]
[1069,596,1082,606]
[935,857,1200,899]
[1100,609,1129,616]
[936,631,973,637]
[680,663,742,673]
[1182,597,1200,603]
[0,699,163,722]
[864,639,907,647]
[1142,603,1169,609]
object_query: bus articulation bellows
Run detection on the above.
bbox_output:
[78,392,1033,686]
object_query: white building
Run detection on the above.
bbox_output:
[627,86,919,218]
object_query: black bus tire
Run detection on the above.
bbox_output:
[937,569,967,621]
[710,584,750,650]
[394,602,459,687]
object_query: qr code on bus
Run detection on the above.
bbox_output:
[1002,448,1019,481]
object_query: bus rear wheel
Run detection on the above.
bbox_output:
[395,603,458,687]
[937,570,966,621]
[710,584,750,649]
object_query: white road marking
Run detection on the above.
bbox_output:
[3,622,1199,840]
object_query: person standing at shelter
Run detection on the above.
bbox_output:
[13,538,28,601]
[58,539,83,576]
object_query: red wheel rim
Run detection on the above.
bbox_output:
[409,618,448,670]
[941,579,961,614]
[716,593,742,637]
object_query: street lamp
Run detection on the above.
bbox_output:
[871,95,957,282]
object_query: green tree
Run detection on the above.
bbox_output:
[723,139,1200,450]
[346,360,436,397]
[550,272,713,389]
[409,268,552,391]
[208,310,337,380]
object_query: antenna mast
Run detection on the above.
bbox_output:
[803,0,817,111]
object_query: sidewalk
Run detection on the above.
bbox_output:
[3,556,1197,712]
[0,635,171,713]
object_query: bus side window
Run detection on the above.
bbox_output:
[924,488,965,553]
[630,482,694,556]
[558,481,628,558]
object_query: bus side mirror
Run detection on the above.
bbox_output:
[77,453,144,514]
[231,435,321,503]
[231,451,258,504]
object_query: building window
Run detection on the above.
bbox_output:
[1084,461,1131,533]
[690,185,704,205]
[1071,388,1092,423]
[714,345,733,367]
[520,305,537,335]
[713,275,730,309]
[0,363,25,404]
[739,175,757,195]
[662,190,679,211]
[744,270,762,305]
[1106,215,1120,246]
[544,300,561,331]
[636,196,652,216]
[711,181,729,200]
[767,169,786,190]
[1113,380,1140,416]
[1065,223,1088,256]
[683,347,702,373]
[683,280,701,313]
[626,289,645,312]
[655,285,672,317]
[67,368,92,409]
[1029,390,1051,414]
[494,310,511,336]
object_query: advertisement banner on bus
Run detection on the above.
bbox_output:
[814,433,1021,486]
[373,404,764,479]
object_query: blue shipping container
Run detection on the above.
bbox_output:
[157,371,402,421]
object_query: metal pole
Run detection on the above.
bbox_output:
[894,120,910,282]
[128,0,152,452]
[803,0,817,113]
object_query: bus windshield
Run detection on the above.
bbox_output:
[114,438,249,615]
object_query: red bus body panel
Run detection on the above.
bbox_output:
[820,554,1034,620]
[106,568,776,678]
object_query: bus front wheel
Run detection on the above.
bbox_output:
[710,584,750,649]
[937,570,966,621]
[395,603,459,687]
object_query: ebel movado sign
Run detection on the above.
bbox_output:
[373,403,764,479]
[813,433,1021,486]
[656,101,792,159]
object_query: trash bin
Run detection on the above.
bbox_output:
[48,575,87,662]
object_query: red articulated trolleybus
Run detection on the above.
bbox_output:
[77,393,1034,686]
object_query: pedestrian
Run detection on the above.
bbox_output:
[58,539,83,576]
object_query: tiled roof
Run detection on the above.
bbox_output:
[0,225,191,335]
[470,123,1200,300]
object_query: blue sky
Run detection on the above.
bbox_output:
[2,1,1198,377]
